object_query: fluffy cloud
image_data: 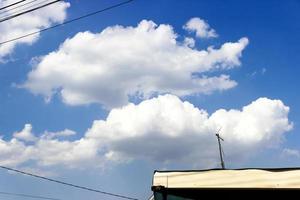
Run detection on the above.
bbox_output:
[13,124,37,142]
[22,19,248,108]
[41,129,76,139]
[0,137,33,166]
[0,0,70,61]
[0,95,292,168]
[183,17,218,38]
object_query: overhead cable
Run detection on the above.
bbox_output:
[0,0,26,11]
[0,165,139,200]
[0,0,134,46]
[0,0,54,18]
[0,0,61,23]
[0,0,40,16]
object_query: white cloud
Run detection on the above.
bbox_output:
[0,137,34,166]
[183,17,218,38]
[0,0,70,61]
[41,129,76,139]
[22,19,248,108]
[0,127,94,168]
[281,148,300,158]
[183,37,195,48]
[13,124,37,142]
[0,95,293,169]
[249,67,267,77]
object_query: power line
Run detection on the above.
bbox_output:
[0,0,54,18]
[0,0,26,11]
[0,165,139,200]
[0,191,63,200]
[0,0,61,23]
[0,0,135,46]
[0,0,40,16]
[0,0,59,23]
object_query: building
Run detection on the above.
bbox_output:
[151,168,300,199]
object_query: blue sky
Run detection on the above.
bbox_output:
[0,0,300,199]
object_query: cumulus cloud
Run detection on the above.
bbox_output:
[183,17,218,38]
[13,123,37,142]
[0,95,292,168]
[0,137,33,166]
[22,19,248,108]
[0,0,70,61]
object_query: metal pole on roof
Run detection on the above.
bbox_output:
[216,129,225,169]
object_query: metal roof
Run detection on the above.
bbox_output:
[153,168,300,189]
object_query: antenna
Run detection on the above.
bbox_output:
[215,128,225,169]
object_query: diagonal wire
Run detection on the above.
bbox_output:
[0,0,40,15]
[0,0,61,23]
[0,0,26,11]
[0,0,135,46]
[0,165,139,200]
[0,0,54,18]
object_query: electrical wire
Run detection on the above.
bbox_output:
[0,0,40,16]
[0,0,55,18]
[0,191,63,200]
[0,0,26,11]
[0,0,61,23]
[0,165,139,200]
[0,0,135,46]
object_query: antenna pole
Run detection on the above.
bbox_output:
[216,133,225,169]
